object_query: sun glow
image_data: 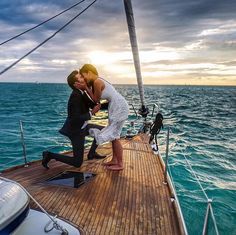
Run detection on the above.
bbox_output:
[83,48,236,86]
[88,50,118,65]
[88,49,180,66]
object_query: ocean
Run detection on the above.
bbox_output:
[0,83,235,235]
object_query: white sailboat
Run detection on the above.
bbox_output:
[0,1,220,235]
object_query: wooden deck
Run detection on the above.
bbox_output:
[1,134,184,235]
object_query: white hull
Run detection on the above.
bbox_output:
[0,178,80,235]
[11,209,80,235]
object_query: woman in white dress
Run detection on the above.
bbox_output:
[76,64,129,171]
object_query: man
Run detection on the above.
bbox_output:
[42,70,106,169]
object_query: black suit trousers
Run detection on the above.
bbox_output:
[48,124,103,168]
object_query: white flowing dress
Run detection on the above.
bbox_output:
[89,78,129,145]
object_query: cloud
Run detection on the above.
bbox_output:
[0,0,236,85]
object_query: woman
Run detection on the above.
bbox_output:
[75,64,129,171]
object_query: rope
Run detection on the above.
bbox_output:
[0,0,98,76]
[167,129,183,152]
[0,0,86,46]
[181,149,209,200]
[169,136,182,151]
[168,129,203,196]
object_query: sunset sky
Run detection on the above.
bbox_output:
[0,0,236,85]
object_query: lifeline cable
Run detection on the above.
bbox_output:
[0,0,86,46]
[0,0,98,76]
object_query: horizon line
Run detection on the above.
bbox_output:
[0,81,235,87]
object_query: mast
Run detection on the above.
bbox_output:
[123,0,149,117]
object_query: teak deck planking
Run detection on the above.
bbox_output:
[1,134,183,235]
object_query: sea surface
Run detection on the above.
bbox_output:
[0,83,235,235]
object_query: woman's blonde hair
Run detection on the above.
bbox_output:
[80,64,98,76]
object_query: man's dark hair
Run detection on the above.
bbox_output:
[67,70,79,90]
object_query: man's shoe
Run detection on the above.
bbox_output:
[42,151,51,169]
[88,152,106,160]
[93,152,106,159]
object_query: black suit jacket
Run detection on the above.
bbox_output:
[59,89,95,138]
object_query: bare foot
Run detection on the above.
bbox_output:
[106,164,124,171]
[102,160,117,166]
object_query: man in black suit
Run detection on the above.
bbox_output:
[42,70,106,169]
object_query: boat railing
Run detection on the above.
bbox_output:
[164,127,220,235]
[0,122,29,170]
[1,104,140,171]
[129,102,160,117]
[151,127,189,235]
[133,112,220,235]
[0,119,71,172]
[0,112,220,235]
[0,108,137,171]
[19,120,28,166]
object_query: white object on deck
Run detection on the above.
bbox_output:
[0,179,29,231]
[11,209,81,235]
[0,178,80,235]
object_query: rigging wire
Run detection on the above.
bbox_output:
[180,148,220,235]
[167,128,219,234]
[0,0,86,46]
[0,0,98,76]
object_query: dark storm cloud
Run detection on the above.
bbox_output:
[1,0,236,43]
[132,0,236,44]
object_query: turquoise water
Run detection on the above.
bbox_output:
[0,83,235,235]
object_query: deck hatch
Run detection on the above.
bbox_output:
[45,171,96,188]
